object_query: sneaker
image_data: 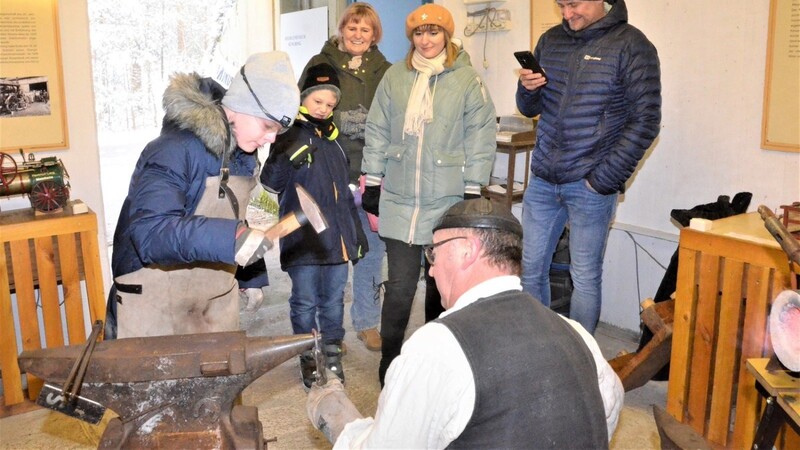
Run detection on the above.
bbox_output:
[357,328,381,352]
[324,342,345,384]
[299,350,316,391]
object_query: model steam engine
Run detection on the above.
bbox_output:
[0,151,71,213]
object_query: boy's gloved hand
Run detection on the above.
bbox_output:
[239,287,265,311]
[352,223,369,265]
[287,144,315,169]
[234,225,273,267]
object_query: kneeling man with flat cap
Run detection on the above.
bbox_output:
[307,199,624,449]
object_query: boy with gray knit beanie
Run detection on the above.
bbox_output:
[109,52,301,339]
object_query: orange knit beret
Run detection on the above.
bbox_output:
[405,4,455,39]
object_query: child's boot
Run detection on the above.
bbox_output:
[299,350,316,391]
[325,341,345,384]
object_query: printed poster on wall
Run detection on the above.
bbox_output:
[761,0,800,152]
[280,7,329,82]
[0,0,68,152]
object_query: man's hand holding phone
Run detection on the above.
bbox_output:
[515,50,547,91]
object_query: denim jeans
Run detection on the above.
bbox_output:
[351,208,385,332]
[521,176,618,334]
[378,237,440,385]
[286,263,348,343]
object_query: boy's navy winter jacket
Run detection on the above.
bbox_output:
[261,119,366,270]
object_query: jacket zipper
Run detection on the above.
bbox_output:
[408,127,424,243]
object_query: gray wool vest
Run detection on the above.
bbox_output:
[438,290,608,449]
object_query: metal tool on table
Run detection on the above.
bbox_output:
[19,331,317,449]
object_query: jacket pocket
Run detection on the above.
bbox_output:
[430,150,466,199]
[384,144,411,197]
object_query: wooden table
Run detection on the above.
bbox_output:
[667,212,798,449]
[482,139,534,208]
[0,202,106,414]
[746,358,800,450]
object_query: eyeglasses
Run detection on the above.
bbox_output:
[423,236,468,265]
[239,65,292,134]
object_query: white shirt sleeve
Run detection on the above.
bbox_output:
[334,323,475,449]
[560,316,625,440]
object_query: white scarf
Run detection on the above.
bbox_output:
[403,49,446,136]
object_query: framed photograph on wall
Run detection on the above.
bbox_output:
[0,0,69,152]
[761,0,799,152]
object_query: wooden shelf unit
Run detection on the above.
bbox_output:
[0,202,106,412]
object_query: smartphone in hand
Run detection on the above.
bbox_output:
[514,51,547,81]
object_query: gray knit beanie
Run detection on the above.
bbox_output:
[222,52,300,129]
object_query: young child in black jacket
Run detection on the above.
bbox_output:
[261,63,367,390]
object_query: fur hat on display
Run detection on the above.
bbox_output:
[222,51,300,130]
[405,4,455,39]
[300,63,341,103]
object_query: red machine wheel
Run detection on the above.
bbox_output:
[30,180,69,212]
[0,152,18,191]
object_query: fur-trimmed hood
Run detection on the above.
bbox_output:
[161,73,235,158]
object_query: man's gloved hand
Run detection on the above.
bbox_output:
[306,373,363,444]
[361,185,381,217]
[234,225,273,267]
[339,105,368,140]
[288,144,315,169]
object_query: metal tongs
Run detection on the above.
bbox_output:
[312,329,328,386]
[35,320,106,424]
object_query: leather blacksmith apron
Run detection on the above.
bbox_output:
[115,174,255,338]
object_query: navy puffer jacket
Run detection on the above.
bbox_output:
[516,0,661,195]
[112,75,260,282]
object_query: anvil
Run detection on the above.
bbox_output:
[18,331,315,449]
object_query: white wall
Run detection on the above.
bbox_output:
[443,0,800,331]
[5,0,796,334]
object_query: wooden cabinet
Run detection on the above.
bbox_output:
[0,202,106,411]
[667,212,799,449]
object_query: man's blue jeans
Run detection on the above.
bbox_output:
[521,176,618,334]
[351,208,384,332]
[286,263,348,343]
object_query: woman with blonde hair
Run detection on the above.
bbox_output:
[361,3,497,385]
[298,2,392,353]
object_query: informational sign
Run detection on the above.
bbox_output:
[0,0,68,151]
[761,0,800,152]
[280,7,329,82]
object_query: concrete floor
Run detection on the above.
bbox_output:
[0,245,668,449]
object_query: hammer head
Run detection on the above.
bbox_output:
[296,184,328,233]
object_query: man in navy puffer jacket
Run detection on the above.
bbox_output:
[516,0,661,334]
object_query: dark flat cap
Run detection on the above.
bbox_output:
[433,199,522,238]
